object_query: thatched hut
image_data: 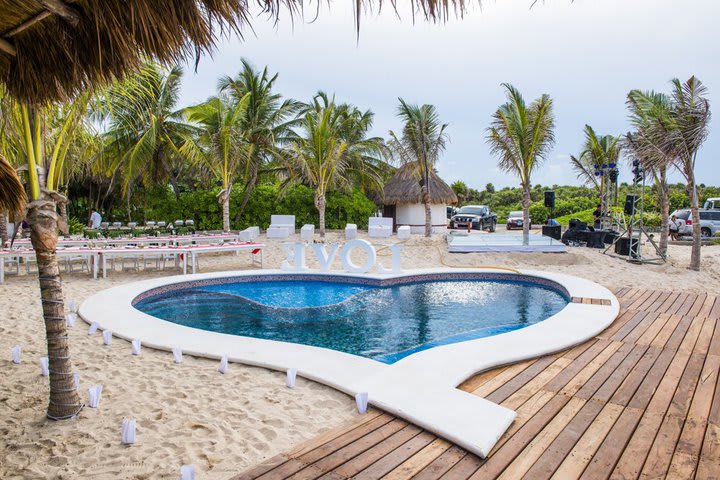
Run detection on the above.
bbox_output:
[382,163,458,234]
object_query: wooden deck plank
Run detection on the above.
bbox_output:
[235,288,718,480]
[327,424,423,478]
[381,438,452,479]
[350,432,437,480]
[522,399,605,479]
[550,403,624,480]
[411,445,468,480]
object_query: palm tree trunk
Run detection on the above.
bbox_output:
[234,172,258,224]
[315,191,327,237]
[687,173,701,271]
[0,209,7,246]
[422,186,432,237]
[57,199,69,236]
[522,185,531,245]
[26,194,83,420]
[221,191,230,232]
[658,169,669,257]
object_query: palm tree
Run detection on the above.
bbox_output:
[625,90,673,257]
[0,101,86,419]
[218,59,302,223]
[387,99,448,237]
[100,63,194,211]
[286,93,386,237]
[626,77,711,271]
[570,125,622,225]
[181,93,251,231]
[486,84,555,244]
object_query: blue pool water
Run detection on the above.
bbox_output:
[135,279,568,363]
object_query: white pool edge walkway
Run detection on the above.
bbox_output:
[78,268,618,458]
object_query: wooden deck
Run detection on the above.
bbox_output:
[232,288,720,480]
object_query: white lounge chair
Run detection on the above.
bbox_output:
[267,215,295,239]
[345,224,357,239]
[301,224,315,241]
[397,225,411,240]
[368,217,393,238]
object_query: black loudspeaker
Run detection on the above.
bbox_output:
[542,225,561,240]
[544,190,555,208]
[615,236,639,256]
[624,195,638,216]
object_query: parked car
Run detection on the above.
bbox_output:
[449,205,497,232]
[671,209,720,237]
[446,206,457,219]
[506,211,527,230]
[704,197,720,210]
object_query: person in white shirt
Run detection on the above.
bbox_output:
[668,214,680,241]
[88,209,102,229]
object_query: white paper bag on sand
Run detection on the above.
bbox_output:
[68,299,77,313]
[40,357,49,376]
[121,418,136,445]
[131,339,141,356]
[73,372,81,390]
[218,355,228,374]
[102,330,113,345]
[180,464,195,480]
[172,347,183,364]
[66,313,76,327]
[88,322,99,335]
[88,384,103,408]
[11,345,21,364]
[286,368,297,388]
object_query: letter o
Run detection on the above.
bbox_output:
[341,239,376,273]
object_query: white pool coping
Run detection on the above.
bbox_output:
[79,268,619,458]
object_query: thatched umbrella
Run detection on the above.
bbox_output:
[0,0,470,422]
[383,162,458,206]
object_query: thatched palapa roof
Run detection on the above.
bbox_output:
[383,163,458,206]
[0,1,471,104]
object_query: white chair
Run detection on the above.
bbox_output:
[397,225,411,240]
[174,220,184,226]
[111,222,122,228]
[368,217,393,238]
[301,224,315,241]
[100,222,110,229]
[146,221,156,228]
[345,224,357,239]
[185,219,194,227]
[127,222,137,229]
[157,221,167,228]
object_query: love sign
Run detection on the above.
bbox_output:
[280,239,403,274]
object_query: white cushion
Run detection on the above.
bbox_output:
[267,226,290,239]
[397,225,411,240]
[301,224,315,241]
[345,224,358,239]
[270,215,295,232]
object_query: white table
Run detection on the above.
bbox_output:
[96,247,188,278]
[0,248,99,283]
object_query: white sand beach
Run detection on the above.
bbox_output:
[1,230,718,479]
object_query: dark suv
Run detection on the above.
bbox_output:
[449,205,497,232]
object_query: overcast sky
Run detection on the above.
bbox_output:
[179,0,719,190]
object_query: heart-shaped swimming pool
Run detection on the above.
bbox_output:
[134,276,568,363]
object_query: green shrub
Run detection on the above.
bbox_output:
[67,217,86,235]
